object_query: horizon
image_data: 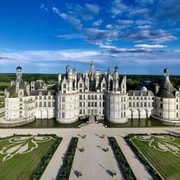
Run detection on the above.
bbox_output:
[0,0,179,75]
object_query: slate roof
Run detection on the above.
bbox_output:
[156,75,176,98]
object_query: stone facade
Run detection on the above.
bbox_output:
[4,62,180,125]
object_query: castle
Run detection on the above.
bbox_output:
[4,61,180,125]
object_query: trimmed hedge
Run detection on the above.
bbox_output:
[108,137,136,180]
[125,134,162,180]
[56,137,78,180]
[30,134,62,180]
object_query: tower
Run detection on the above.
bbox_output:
[16,66,22,82]
[113,66,119,92]
[15,66,24,92]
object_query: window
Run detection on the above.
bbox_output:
[62,112,65,118]
[79,109,82,114]
[79,95,82,100]
[63,84,66,88]
[62,97,65,102]
[48,102,51,107]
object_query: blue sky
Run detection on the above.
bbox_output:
[0,0,179,75]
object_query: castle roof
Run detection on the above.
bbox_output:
[156,69,176,98]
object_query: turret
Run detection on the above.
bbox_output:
[16,66,22,82]
[113,66,119,92]
[90,60,94,73]
[16,66,24,92]
[95,70,100,90]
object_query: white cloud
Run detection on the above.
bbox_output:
[1,49,180,74]
[110,0,128,17]
[59,13,83,31]
[85,3,100,14]
[93,19,103,26]
[40,3,48,11]
[53,7,83,31]
[135,44,167,49]
[129,8,150,16]
[52,7,60,15]
[57,33,84,39]
[126,28,176,43]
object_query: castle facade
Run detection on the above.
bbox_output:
[4,61,180,125]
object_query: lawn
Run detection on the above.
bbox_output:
[0,134,60,180]
[130,134,180,180]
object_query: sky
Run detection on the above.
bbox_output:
[0,0,179,75]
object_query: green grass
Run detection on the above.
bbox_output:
[0,135,59,180]
[130,135,180,180]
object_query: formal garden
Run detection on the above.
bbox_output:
[0,134,62,180]
[125,134,180,180]
[108,137,136,179]
[56,137,78,179]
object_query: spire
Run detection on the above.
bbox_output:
[90,60,94,73]
[164,68,170,92]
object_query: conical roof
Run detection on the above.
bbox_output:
[157,68,176,98]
